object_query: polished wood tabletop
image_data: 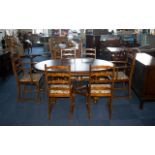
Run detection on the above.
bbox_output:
[106,47,125,53]
[34,58,114,74]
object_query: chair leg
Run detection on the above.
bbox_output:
[36,83,40,102]
[86,95,91,119]
[128,82,132,98]
[108,97,112,120]
[70,95,74,113]
[48,98,52,120]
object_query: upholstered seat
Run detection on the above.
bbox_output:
[20,73,42,82]
[49,84,70,94]
[90,84,111,94]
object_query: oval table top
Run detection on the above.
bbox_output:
[34,58,114,74]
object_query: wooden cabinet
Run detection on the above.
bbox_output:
[132,53,155,109]
[86,35,94,48]
[0,51,12,80]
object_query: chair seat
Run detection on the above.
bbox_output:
[90,84,111,94]
[49,84,71,94]
[84,53,95,56]
[71,75,89,81]
[63,53,75,56]
[20,73,42,82]
[114,71,129,80]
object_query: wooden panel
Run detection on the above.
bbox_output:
[145,68,155,96]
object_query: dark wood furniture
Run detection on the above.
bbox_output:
[0,50,12,79]
[140,48,155,57]
[132,53,155,109]
[86,35,94,48]
[34,58,114,76]
[106,47,127,61]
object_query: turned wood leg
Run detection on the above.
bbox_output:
[86,95,91,119]
[108,97,112,120]
[70,94,74,113]
[36,83,40,102]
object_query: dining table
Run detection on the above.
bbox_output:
[34,58,114,76]
[34,58,114,98]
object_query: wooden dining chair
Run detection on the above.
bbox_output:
[83,48,96,59]
[11,54,43,102]
[111,53,136,98]
[87,65,115,119]
[61,48,76,60]
[44,65,74,120]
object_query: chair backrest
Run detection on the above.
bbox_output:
[49,37,72,59]
[126,53,136,82]
[89,65,115,96]
[112,53,136,82]
[45,65,71,97]
[83,48,96,59]
[12,55,33,83]
[61,48,76,59]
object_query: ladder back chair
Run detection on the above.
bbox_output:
[61,48,76,60]
[11,55,43,102]
[87,65,115,119]
[83,48,96,59]
[111,53,136,98]
[44,65,74,120]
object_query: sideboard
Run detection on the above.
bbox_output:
[132,53,155,109]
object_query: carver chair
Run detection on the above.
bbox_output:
[111,53,136,98]
[11,54,43,102]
